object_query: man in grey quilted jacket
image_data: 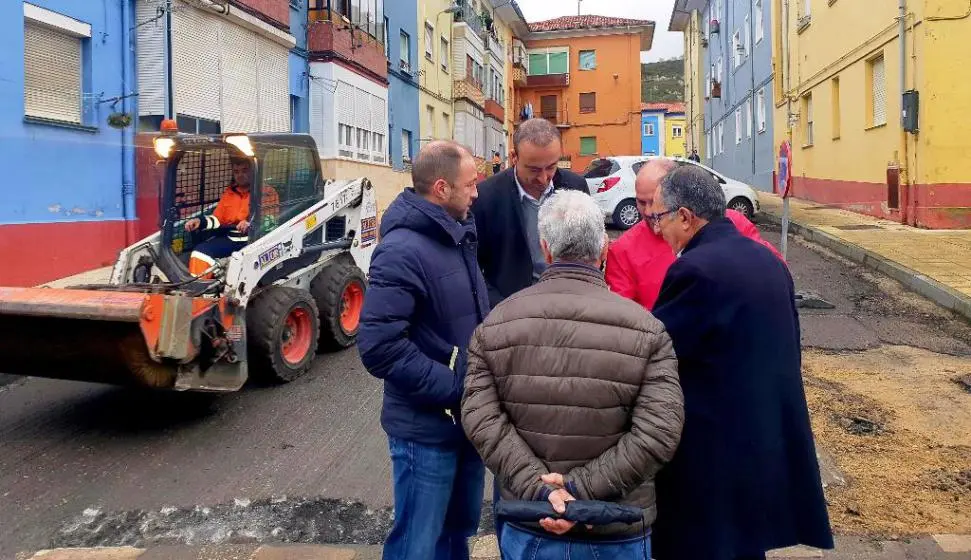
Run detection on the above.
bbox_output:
[461,190,685,559]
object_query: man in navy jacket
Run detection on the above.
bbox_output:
[648,165,833,559]
[358,141,490,560]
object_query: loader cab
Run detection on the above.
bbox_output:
[153,132,326,283]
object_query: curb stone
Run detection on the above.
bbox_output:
[760,211,971,322]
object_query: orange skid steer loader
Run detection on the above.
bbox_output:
[0,133,377,392]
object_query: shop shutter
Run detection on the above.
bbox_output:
[221,20,259,132]
[171,4,221,122]
[257,37,290,132]
[24,22,81,123]
[871,56,886,126]
[136,0,166,116]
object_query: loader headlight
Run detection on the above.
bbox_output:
[153,137,175,159]
[225,135,255,157]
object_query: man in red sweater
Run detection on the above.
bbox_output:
[606,158,783,310]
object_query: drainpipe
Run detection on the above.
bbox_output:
[898,0,912,225]
[121,0,136,245]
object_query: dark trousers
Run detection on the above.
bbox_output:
[382,437,485,560]
[194,236,246,259]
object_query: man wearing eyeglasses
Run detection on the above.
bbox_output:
[646,165,833,560]
[471,118,589,308]
[605,158,782,310]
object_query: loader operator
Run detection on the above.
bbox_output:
[184,157,279,277]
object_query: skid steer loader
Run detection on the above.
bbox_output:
[0,132,378,392]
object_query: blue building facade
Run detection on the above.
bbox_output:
[701,0,774,191]
[641,111,663,155]
[385,0,420,170]
[289,0,309,133]
[0,0,136,286]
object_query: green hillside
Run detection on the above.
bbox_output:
[642,57,685,103]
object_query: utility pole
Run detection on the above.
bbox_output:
[577,0,582,16]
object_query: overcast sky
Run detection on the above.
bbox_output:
[515,0,683,63]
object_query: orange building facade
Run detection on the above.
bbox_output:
[513,16,654,172]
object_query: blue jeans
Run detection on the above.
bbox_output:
[383,437,485,560]
[499,523,651,560]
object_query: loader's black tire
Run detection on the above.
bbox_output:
[311,255,368,351]
[247,287,320,384]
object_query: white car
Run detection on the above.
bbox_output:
[581,155,761,229]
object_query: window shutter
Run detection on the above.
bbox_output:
[257,37,290,132]
[580,136,596,156]
[24,22,82,123]
[549,51,568,74]
[136,0,166,116]
[173,6,222,123]
[872,57,886,125]
[579,92,596,113]
[220,20,259,131]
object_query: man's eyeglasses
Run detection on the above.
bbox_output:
[646,209,676,228]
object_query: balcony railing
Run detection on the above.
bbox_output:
[522,73,570,88]
[487,34,504,60]
[454,0,485,37]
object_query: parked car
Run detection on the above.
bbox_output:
[581,156,761,229]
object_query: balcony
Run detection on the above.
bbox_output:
[516,107,571,128]
[512,66,526,87]
[307,6,388,82]
[454,0,485,37]
[453,78,485,107]
[486,34,504,61]
[520,73,570,89]
[485,99,505,122]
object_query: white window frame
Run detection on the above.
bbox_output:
[24,3,92,38]
[716,57,723,83]
[441,37,449,72]
[718,122,724,154]
[400,30,411,70]
[402,128,412,161]
[744,16,750,56]
[706,132,712,161]
[732,30,742,69]
[804,93,814,146]
[746,99,753,138]
[755,0,764,43]
[424,22,434,59]
[526,46,570,76]
[644,122,655,136]
[705,70,711,97]
[735,109,742,144]
[672,125,683,138]
[23,4,92,125]
[757,88,767,132]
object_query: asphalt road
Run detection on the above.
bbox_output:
[1,218,969,557]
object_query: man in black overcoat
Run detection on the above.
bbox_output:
[647,165,834,560]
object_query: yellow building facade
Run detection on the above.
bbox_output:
[418,0,455,146]
[670,6,706,159]
[773,0,971,228]
[664,112,688,157]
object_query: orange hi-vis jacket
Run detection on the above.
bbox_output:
[202,185,280,241]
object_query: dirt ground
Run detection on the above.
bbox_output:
[804,347,971,536]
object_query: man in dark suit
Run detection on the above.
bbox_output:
[648,165,833,560]
[471,118,589,307]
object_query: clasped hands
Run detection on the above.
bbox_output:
[539,473,592,536]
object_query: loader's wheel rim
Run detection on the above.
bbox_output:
[340,281,365,334]
[281,307,313,365]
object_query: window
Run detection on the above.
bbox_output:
[442,112,450,136]
[744,16,750,55]
[582,158,618,178]
[705,70,711,97]
[176,114,221,134]
[672,126,683,138]
[426,105,436,138]
[540,95,558,121]
[336,80,387,163]
[578,50,596,70]
[755,0,764,42]
[384,17,390,59]
[746,99,753,138]
[732,30,742,68]
[831,77,841,139]
[716,57,723,83]
[527,48,568,76]
[424,23,434,59]
[580,136,597,156]
[441,37,449,71]
[402,129,412,161]
[735,109,742,144]
[804,0,812,18]
[333,0,384,42]
[803,93,814,146]
[399,30,411,70]
[579,92,596,114]
[757,88,767,132]
[718,122,724,154]
[706,133,712,161]
[869,55,886,127]
[24,16,89,124]
[644,122,655,136]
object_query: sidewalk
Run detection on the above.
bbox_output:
[759,194,971,321]
[17,534,971,559]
